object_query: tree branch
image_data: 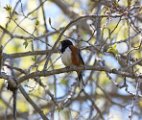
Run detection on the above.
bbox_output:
[17,65,141,85]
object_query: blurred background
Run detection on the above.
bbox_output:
[0,0,142,120]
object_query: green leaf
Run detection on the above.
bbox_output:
[32,57,36,61]
[107,43,118,56]
[4,4,12,11]
[23,41,28,48]
[35,20,40,26]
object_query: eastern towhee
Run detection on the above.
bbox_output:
[60,39,84,86]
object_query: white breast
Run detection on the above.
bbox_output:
[61,47,72,66]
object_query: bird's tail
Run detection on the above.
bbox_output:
[77,71,85,89]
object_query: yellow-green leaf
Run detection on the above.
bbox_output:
[107,43,118,56]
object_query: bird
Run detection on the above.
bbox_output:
[60,39,84,87]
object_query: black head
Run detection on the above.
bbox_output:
[60,40,73,53]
